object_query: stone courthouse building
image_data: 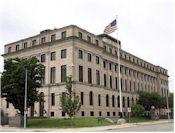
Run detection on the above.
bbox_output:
[2,25,169,118]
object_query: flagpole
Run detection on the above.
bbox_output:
[116,15,123,118]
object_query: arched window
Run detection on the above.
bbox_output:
[117,96,120,107]
[112,95,115,107]
[106,94,109,107]
[127,97,130,107]
[89,91,93,105]
[123,97,125,107]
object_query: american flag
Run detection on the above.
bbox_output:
[104,19,117,34]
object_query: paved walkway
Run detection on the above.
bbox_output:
[0,119,173,132]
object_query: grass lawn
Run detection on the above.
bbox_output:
[27,117,113,128]
[125,117,152,123]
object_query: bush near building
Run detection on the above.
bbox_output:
[131,104,145,117]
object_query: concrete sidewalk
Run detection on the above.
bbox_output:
[0,119,173,132]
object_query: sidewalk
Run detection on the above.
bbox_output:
[0,119,173,132]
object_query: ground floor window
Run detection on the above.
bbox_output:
[62,111,65,116]
[81,111,85,116]
[51,112,54,117]
[113,112,116,116]
[90,111,94,116]
[99,111,102,116]
[107,112,110,116]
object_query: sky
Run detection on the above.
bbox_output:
[0,0,174,92]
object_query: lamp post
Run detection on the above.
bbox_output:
[12,60,28,128]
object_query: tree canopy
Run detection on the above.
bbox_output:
[1,57,45,115]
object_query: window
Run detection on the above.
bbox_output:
[127,97,130,107]
[50,67,56,84]
[87,36,91,42]
[16,44,19,51]
[132,97,134,104]
[104,74,107,87]
[123,97,125,107]
[115,77,118,90]
[41,54,46,62]
[79,49,83,59]
[78,32,82,39]
[103,61,106,68]
[107,112,110,116]
[51,52,56,61]
[61,31,66,39]
[118,96,120,107]
[51,93,55,106]
[87,53,92,62]
[81,111,85,116]
[125,79,127,91]
[113,112,116,116]
[8,47,11,53]
[106,94,109,107]
[51,34,56,42]
[121,79,123,90]
[41,67,45,85]
[61,65,67,82]
[90,111,94,116]
[62,111,65,116]
[51,112,54,117]
[110,76,112,88]
[32,40,36,46]
[79,66,83,82]
[61,49,67,58]
[109,63,112,70]
[23,42,27,49]
[81,92,84,105]
[98,94,101,106]
[96,56,99,64]
[88,68,92,84]
[95,40,99,46]
[109,48,112,53]
[41,37,46,44]
[89,91,93,105]
[112,95,115,107]
[99,111,102,116]
[115,64,117,72]
[96,70,100,85]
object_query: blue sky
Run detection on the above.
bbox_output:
[0,0,174,92]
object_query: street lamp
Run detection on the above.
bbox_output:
[12,60,28,128]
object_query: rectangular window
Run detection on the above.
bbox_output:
[61,49,67,59]
[41,54,46,62]
[23,42,27,49]
[96,70,100,85]
[41,37,46,44]
[104,74,107,87]
[32,40,36,46]
[81,92,84,105]
[51,34,56,42]
[96,56,99,64]
[87,53,92,62]
[62,111,65,116]
[78,32,82,39]
[79,65,83,82]
[110,76,112,88]
[61,31,66,39]
[87,36,91,42]
[8,47,11,53]
[115,64,117,72]
[81,111,85,116]
[51,93,55,106]
[121,79,123,90]
[79,49,83,59]
[51,52,56,61]
[99,111,102,116]
[50,67,56,84]
[95,40,99,46]
[88,68,92,84]
[16,44,19,51]
[90,111,94,116]
[109,63,112,70]
[98,94,101,106]
[115,77,118,90]
[61,65,67,82]
[107,112,110,116]
[113,112,116,116]
[109,48,112,53]
[51,112,54,117]
[103,61,106,68]
[41,67,45,85]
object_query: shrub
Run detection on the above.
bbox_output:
[131,104,145,117]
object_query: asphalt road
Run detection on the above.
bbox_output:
[104,122,174,132]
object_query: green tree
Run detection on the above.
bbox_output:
[131,104,145,117]
[138,91,163,110]
[1,57,45,115]
[60,76,81,121]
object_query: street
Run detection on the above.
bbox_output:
[104,122,174,132]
